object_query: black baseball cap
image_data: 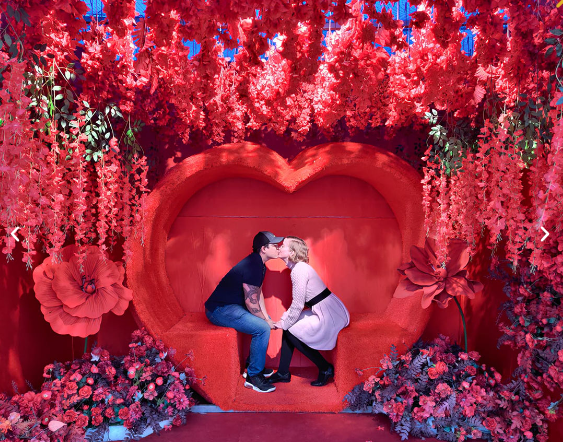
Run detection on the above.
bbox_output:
[253,231,284,251]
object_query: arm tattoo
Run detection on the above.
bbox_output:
[243,284,261,314]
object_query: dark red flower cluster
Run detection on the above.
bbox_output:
[0,329,195,440]
[347,336,548,442]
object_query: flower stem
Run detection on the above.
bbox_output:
[84,336,88,354]
[453,297,468,352]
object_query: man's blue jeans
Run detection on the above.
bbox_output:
[205,304,270,377]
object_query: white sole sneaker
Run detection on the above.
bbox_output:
[242,370,274,379]
[244,380,276,393]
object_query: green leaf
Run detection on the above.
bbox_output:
[6,4,14,17]
[546,47,554,58]
[64,70,71,80]
[550,29,563,36]
[4,34,13,47]
[21,10,31,26]
[54,94,63,100]
[556,96,563,106]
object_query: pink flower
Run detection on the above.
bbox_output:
[435,383,452,398]
[144,389,157,400]
[33,245,133,337]
[393,238,483,308]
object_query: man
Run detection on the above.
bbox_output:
[204,231,283,393]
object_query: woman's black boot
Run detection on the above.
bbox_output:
[311,364,334,386]
[269,371,291,383]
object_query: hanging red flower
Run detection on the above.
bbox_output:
[33,246,133,337]
[393,237,483,309]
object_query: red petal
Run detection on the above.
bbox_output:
[41,305,102,337]
[52,263,87,308]
[445,275,474,298]
[446,240,470,275]
[110,284,133,315]
[404,267,438,286]
[433,291,453,309]
[393,278,424,299]
[91,261,121,289]
[398,261,414,275]
[424,237,439,264]
[410,245,435,274]
[63,286,119,319]
[33,263,61,308]
[421,282,445,309]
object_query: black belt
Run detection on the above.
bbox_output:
[305,288,331,308]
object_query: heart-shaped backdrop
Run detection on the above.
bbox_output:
[126,142,429,410]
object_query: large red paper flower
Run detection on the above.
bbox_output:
[393,238,483,309]
[33,246,133,337]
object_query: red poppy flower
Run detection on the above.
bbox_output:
[393,237,483,309]
[33,246,133,337]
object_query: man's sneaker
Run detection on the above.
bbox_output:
[242,368,274,379]
[244,374,276,393]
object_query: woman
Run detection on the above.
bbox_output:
[270,236,350,386]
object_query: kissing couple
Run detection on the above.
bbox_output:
[204,231,350,393]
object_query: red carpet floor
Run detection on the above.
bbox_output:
[144,412,444,442]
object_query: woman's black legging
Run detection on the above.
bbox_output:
[277,329,330,374]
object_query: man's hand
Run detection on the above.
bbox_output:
[266,319,276,330]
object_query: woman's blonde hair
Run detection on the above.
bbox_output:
[287,236,309,263]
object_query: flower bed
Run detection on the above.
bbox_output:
[0,329,195,441]
[346,336,548,442]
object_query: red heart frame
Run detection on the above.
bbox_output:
[126,142,430,410]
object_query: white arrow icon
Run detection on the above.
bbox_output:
[10,227,20,242]
[541,227,550,242]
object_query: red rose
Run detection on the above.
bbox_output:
[92,415,104,426]
[64,410,78,423]
[76,414,89,428]
[484,417,497,431]
[65,382,78,395]
[104,408,115,419]
[427,367,439,379]
[435,361,448,374]
[172,415,182,426]
[79,386,92,398]
[118,407,131,420]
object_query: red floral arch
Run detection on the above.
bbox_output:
[126,142,430,410]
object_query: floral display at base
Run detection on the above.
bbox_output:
[84,419,170,441]
[346,336,549,442]
[0,329,195,441]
